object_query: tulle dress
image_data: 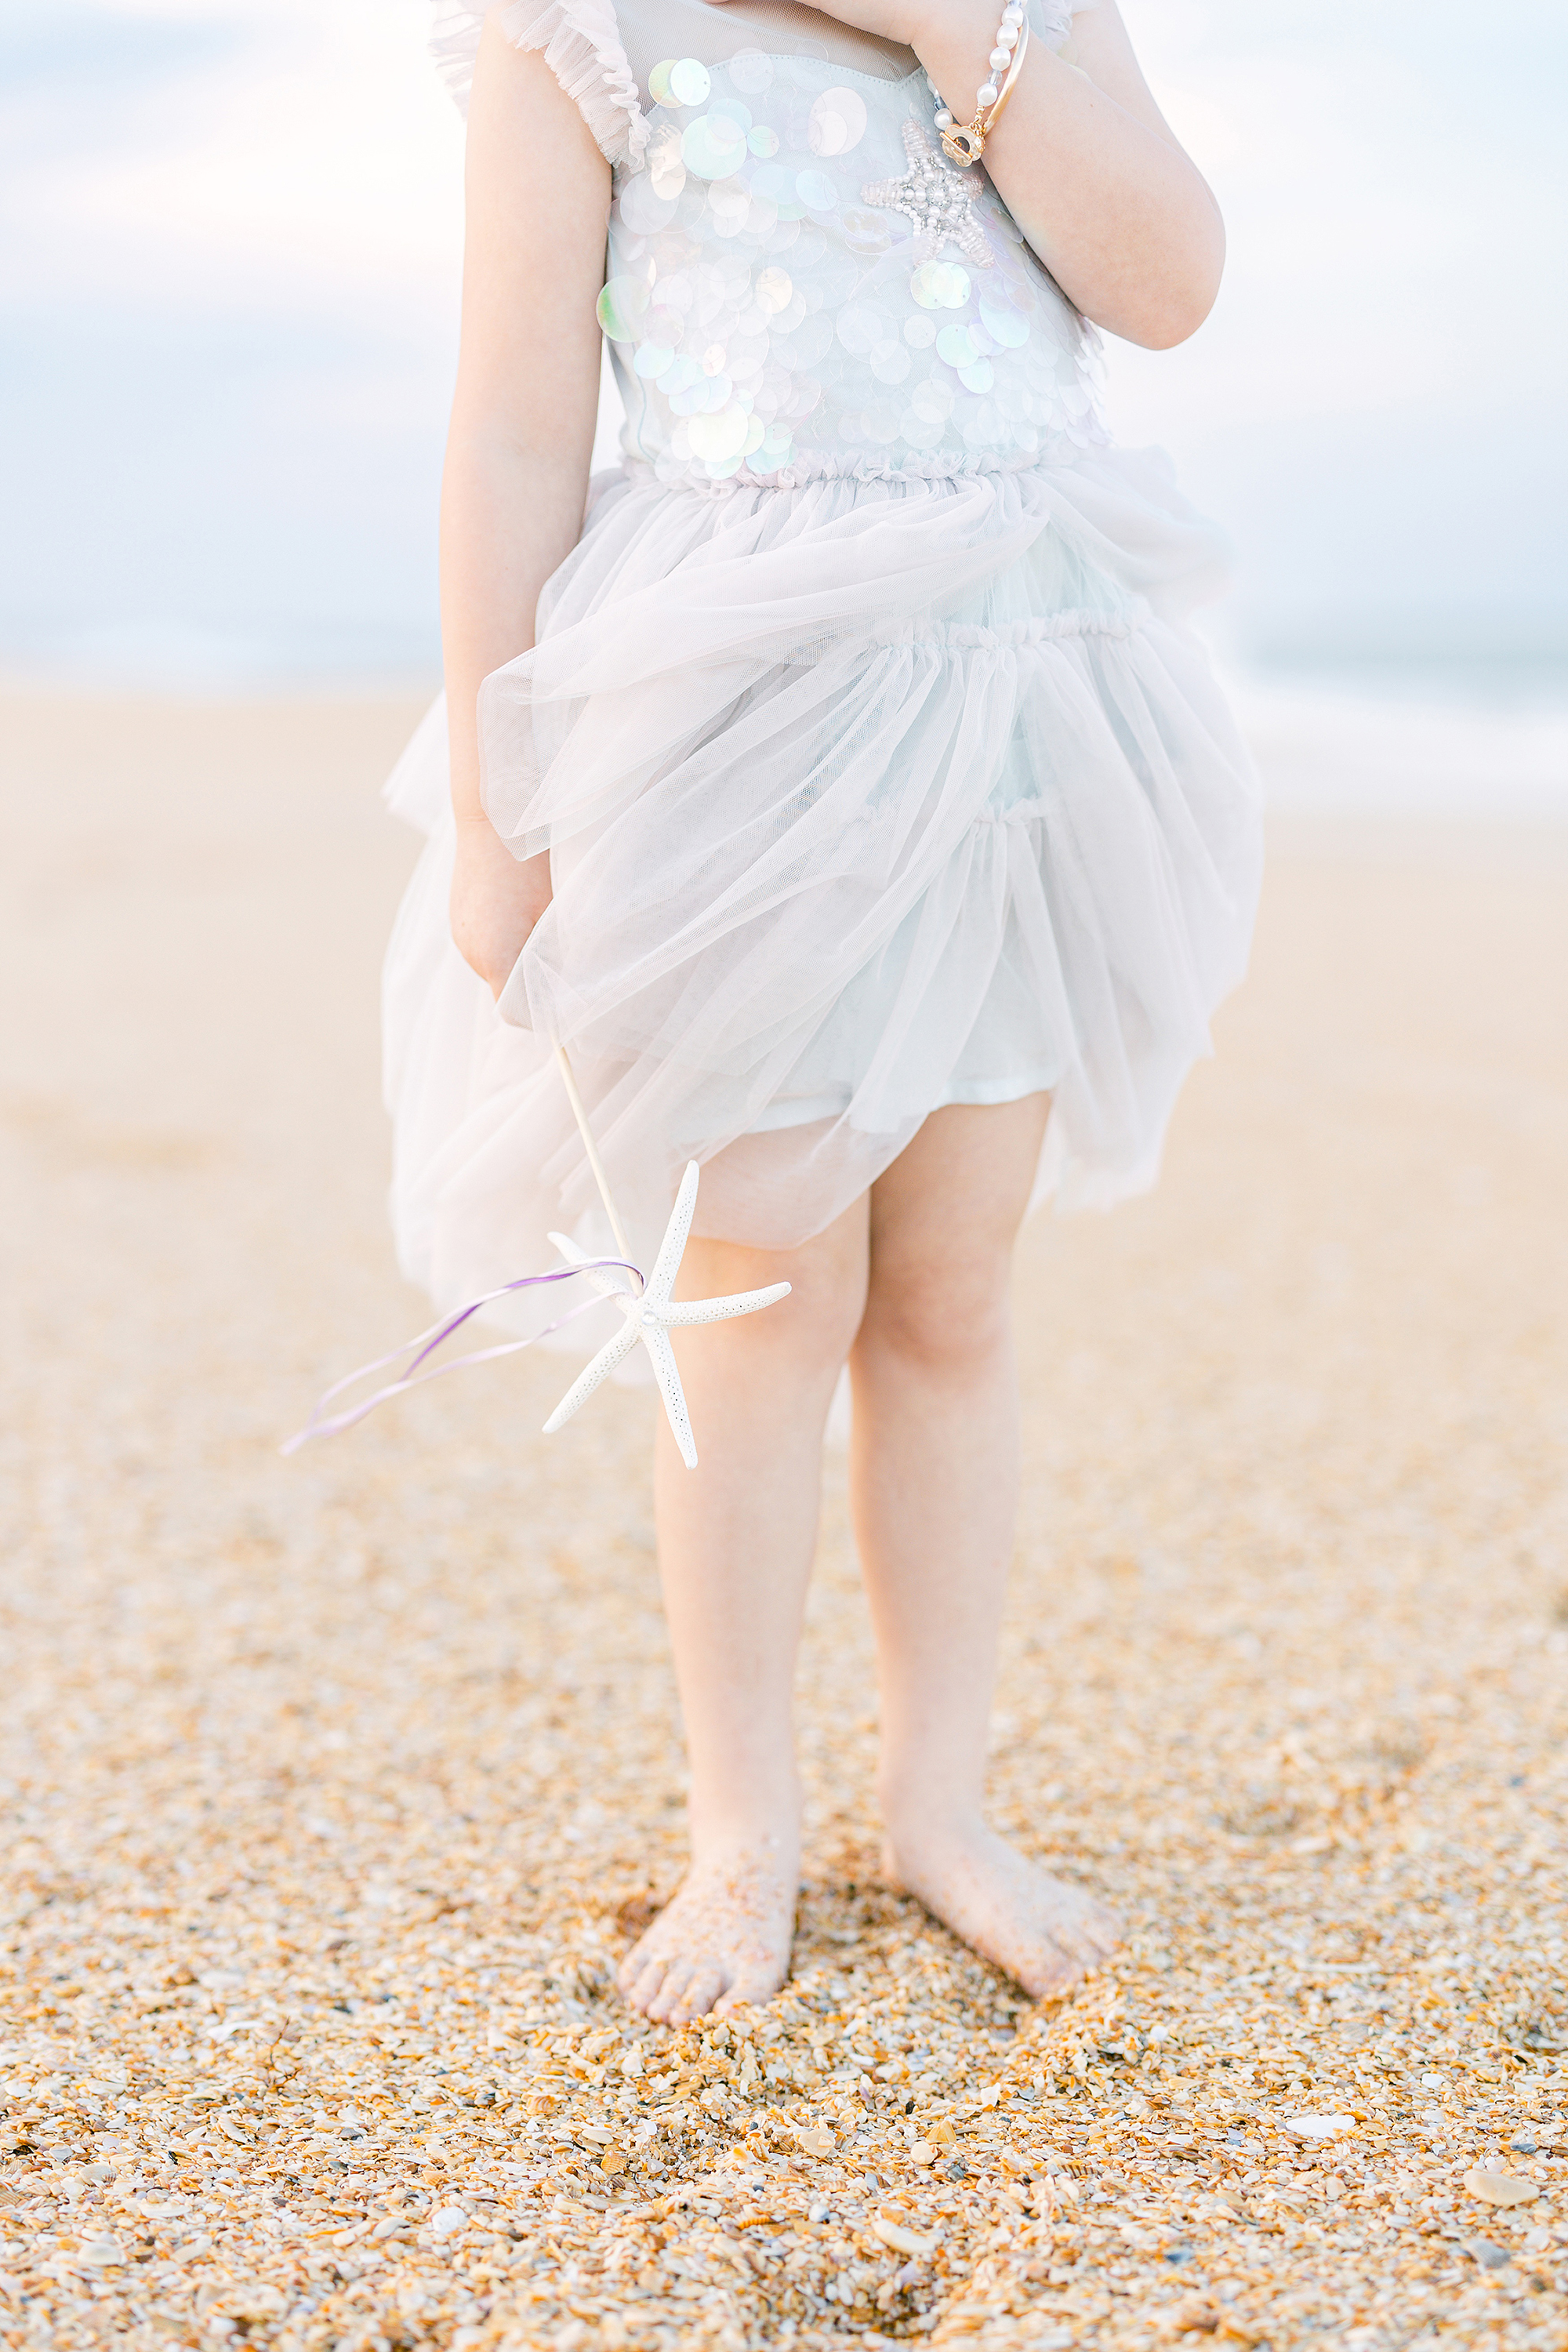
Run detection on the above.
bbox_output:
[383,0,1263,1349]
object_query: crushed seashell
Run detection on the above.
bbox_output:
[1462,2169,1541,2207]
[5,693,1568,2352]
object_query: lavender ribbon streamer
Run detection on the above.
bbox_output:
[281,1258,643,1455]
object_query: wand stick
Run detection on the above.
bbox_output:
[554,1043,635,1269]
[282,1042,789,1463]
[543,1043,789,1464]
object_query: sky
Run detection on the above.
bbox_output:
[2,0,1566,693]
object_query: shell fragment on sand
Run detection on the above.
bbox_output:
[873,2212,940,2257]
[1462,2168,1541,2207]
[1279,2111,1357,2142]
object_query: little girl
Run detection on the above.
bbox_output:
[385,0,1261,2025]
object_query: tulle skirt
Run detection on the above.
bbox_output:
[382,444,1262,1346]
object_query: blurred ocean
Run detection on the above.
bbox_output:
[3,0,1566,813]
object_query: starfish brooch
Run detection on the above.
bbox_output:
[862,119,993,268]
[543,1160,790,1468]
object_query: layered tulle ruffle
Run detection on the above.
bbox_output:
[383,447,1261,1342]
[430,0,648,164]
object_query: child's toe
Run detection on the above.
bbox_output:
[1052,1914,1112,1968]
[670,1962,726,2023]
[617,1947,652,1994]
[645,1958,699,2023]
[620,1951,673,2013]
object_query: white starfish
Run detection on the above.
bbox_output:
[542,1160,790,1468]
[862,119,993,269]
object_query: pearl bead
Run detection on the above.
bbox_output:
[927,1,1026,147]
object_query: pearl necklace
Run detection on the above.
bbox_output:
[928,2,1030,169]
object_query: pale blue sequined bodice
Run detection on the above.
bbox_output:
[597,45,1105,488]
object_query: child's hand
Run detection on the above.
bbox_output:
[450,817,552,1000]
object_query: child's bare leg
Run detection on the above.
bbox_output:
[851,1098,1120,1999]
[619,1203,869,2024]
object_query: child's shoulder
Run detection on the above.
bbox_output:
[431,0,648,166]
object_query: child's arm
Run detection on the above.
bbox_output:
[917,0,1224,349]
[712,0,1222,351]
[442,15,612,997]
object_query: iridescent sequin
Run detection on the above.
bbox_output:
[708,176,750,234]
[597,277,648,342]
[601,51,1102,485]
[911,262,971,310]
[728,49,774,96]
[808,86,868,157]
[682,112,748,179]
[667,57,711,107]
[908,378,955,423]
[835,304,884,358]
[754,267,794,316]
[748,161,806,223]
[621,171,676,233]
[688,405,752,461]
[981,280,1036,343]
[646,121,686,200]
[840,208,891,258]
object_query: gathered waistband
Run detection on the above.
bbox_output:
[869,606,1144,648]
[615,445,1094,498]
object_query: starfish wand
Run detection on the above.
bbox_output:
[544,1047,790,1467]
[281,1051,789,1462]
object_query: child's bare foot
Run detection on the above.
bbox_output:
[884,1817,1120,2000]
[618,1836,798,2024]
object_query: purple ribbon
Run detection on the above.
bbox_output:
[281,1258,643,1454]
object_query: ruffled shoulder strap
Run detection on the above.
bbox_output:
[430,0,648,169]
[1029,0,1094,49]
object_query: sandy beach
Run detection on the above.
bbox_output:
[2,688,1567,2352]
